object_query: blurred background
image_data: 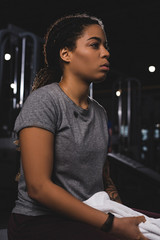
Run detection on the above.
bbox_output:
[0,0,160,231]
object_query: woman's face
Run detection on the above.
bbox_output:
[68,24,110,83]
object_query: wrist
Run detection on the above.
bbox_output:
[101,212,115,232]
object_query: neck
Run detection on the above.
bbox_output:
[59,75,90,109]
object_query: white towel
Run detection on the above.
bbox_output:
[83,191,160,240]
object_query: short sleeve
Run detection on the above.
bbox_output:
[14,87,58,135]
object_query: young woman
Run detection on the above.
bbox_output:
[8,13,148,240]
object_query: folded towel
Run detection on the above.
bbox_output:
[83,191,160,240]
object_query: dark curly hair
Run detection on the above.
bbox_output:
[32,13,104,91]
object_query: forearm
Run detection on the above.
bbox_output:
[29,181,148,240]
[28,179,108,229]
[103,159,122,203]
[105,177,122,203]
[29,180,148,240]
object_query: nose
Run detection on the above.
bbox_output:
[101,46,110,59]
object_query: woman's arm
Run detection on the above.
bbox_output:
[19,127,148,240]
[103,159,122,203]
[19,127,107,228]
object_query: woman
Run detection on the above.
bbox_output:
[8,13,148,240]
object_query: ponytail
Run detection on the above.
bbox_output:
[31,66,61,91]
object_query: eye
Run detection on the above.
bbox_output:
[90,42,100,49]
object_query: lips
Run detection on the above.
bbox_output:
[101,62,110,67]
[100,63,110,71]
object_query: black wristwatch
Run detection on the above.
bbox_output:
[101,212,115,232]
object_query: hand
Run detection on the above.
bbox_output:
[110,216,148,240]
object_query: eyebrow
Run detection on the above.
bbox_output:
[87,36,102,42]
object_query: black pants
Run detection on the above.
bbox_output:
[8,213,117,240]
[8,210,160,240]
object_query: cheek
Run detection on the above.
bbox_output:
[72,50,96,70]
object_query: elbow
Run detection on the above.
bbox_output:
[27,183,44,201]
[27,179,53,201]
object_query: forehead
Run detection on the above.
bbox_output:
[80,24,107,41]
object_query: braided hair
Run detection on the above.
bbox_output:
[32,13,104,91]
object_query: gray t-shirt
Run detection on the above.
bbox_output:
[12,82,109,216]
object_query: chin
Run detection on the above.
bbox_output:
[92,76,107,84]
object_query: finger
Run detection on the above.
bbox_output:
[135,216,146,225]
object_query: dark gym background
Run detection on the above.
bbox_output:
[0,0,160,237]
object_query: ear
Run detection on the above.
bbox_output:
[60,47,72,63]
